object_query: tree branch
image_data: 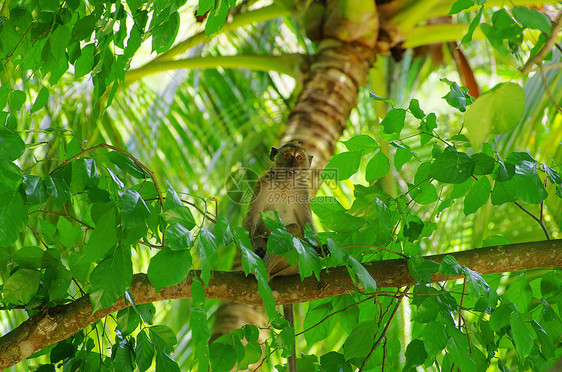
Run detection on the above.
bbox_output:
[1,239,561,368]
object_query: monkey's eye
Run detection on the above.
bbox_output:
[284,152,293,159]
[296,154,304,161]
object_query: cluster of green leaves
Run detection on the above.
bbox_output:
[0,0,185,117]
[450,0,555,60]
[0,130,203,369]
[288,84,561,370]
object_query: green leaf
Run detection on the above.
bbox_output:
[464,83,525,148]
[165,222,193,251]
[449,0,474,15]
[510,310,534,359]
[347,256,376,292]
[205,0,229,36]
[303,302,335,345]
[106,151,147,179]
[463,176,491,215]
[75,43,95,78]
[342,135,379,153]
[492,152,548,205]
[343,320,378,360]
[472,153,495,175]
[439,255,462,276]
[147,247,192,291]
[72,158,99,188]
[191,307,210,343]
[0,191,28,245]
[512,6,552,34]
[489,303,515,331]
[149,325,177,354]
[44,176,70,207]
[30,87,49,113]
[405,339,427,366]
[266,226,293,255]
[430,146,475,184]
[50,24,71,60]
[22,175,48,205]
[423,321,448,357]
[461,6,483,44]
[50,341,75,364]
[81,208,117,262]
[44,263,72,301]
[293,238,322,280]
[409,181,438,205]
[152,11,180,53]
[408,98,425,119]
[155,349,180,372]
[381,108,407,134]
[89,245,133,312]
[320,351,352,372]
[0,129,26,160]
[531,320,555,358]
[540,271,562,300]
[446,325,477,372]
[199,227,218,285]
[544,164,562,198]
[392,142,414,171]
[462,267,492,304]
[369,92,394,105]
[9,90,26,111]
[72,15,96,42]
[365,151,390,183]
[117,307,141,336]
[163,206,196,230]
[232,227,276,319]
[408,256,439,283]
[3,269,40,305]
[136,330,155,372]
[122,189,150,228]
[13,246,54,268]
[505,275,532,313]
[322,151,361,181]
[209,342,237,372]
[441,79,472,112]
[56,217,81,249]
[481,9,524,56]
[310,197,365,232]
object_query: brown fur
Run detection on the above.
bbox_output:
[242,142,315,277]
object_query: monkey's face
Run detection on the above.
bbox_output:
[274,146,312,171]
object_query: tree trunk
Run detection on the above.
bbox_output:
[209,1,379,368]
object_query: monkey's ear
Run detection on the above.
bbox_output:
[308,154,314,165]
[270,147,279,161]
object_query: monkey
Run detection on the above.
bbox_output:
[242,141,315,275]
[242,141,316,372]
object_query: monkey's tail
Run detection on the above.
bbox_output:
[283,304,297,372]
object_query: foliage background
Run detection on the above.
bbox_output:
[0,0,561,371]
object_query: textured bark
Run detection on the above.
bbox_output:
[210,2,380,366]
[1,239,561,369]
[281,0,379,171]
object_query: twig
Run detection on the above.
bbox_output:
[29,210,94,230]
[521,11,562,75]
[513,201,551,240]
[359,286,410,372]
[295,296,376,337]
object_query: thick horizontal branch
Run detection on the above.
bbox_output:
[1,239,561,368]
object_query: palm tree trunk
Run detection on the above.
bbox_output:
[211,1,380,369]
